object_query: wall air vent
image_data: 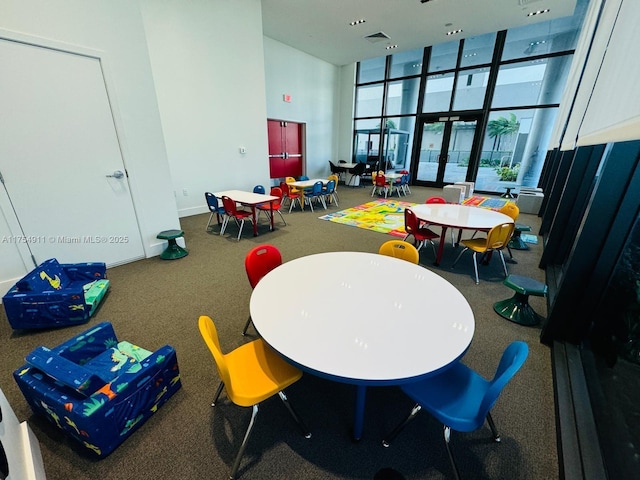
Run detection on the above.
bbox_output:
[519,0,543,5]
[364,31,391,43]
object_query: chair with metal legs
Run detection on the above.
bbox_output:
[198,315,311,479]
[382,341,528,480]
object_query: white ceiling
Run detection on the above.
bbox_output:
[261,0,578,66]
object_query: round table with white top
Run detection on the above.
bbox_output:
[410,203,514,266]
[249,251,475,440]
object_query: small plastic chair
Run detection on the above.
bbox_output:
[304,181,326,212]
[403,208,438,259]
[220,195,254,241]
[257,187,287,227]
[382,341,529,480]
[205,192,226,231]
[280,181,302,213]
[378,240,419,264]
[242,245,282,335]
[285,176,302,195]
[326,174,340,201]
[252,185,266,194]
[425,196,446,204]
[452,222,515,284]
[371,172,390,198]
[323,179,338,206]
[198,316,311,479]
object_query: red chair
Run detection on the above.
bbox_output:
[403,208,439,259]
[220,195,254,241]
[280,181,302,213]
[243,245,283,335]
[426,196,446,204]
[257,187,287,227]
[371,172,390,198]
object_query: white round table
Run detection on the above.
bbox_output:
[250,251,475,440]
[410,203,514,265]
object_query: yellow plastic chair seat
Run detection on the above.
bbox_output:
[223,339,302,407]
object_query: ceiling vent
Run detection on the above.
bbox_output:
[364,31,391,43]
[519,0,543,5]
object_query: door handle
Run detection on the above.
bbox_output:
[106,170,125,179]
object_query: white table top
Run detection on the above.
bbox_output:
[212,189,278,206]
[411,203,514,230]
[250,251,475,384]
[289,179,329,189]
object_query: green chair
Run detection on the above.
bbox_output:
[157,229,188,260]
[493,274,547,326]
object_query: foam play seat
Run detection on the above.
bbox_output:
[13,321,182,458]
[157,229,188,259]
[3,258,109,330]
[493,274,547,326]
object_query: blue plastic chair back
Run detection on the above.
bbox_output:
[205,192,225,214]
[253,185,266,194]
[299,175,309,181]
[325,180,335,193]
[311,181,323,196]
[479,341,529,416]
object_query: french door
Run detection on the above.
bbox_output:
[267,119,304,179]
[413,114,482,187]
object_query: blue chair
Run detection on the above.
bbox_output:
[253,185,266,194]
[205,192,226,231]
[382,341,529,480]
[13,321,181,457]
[304,181,326,212]
[323,179,338,206]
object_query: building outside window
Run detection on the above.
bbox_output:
[353,0,589,194]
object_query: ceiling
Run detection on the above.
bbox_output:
[261,0,578,66]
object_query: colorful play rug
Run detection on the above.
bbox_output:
[463,195,509,210]
[319,199,417,237]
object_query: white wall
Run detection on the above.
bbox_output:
[263,37,341,180]
[0,0,179,294]
[140,0,271,217]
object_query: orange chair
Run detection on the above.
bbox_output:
[403,208,439,258]
[198,316,310,479]
[242,245,282,335]
[257,187,287,227]
[220,196,254,241]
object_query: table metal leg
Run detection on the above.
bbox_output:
[250,206,258,236]
[435,227,448,266]
[353,385,367,441]
[269,201,275,231]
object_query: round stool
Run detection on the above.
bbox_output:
[509,223,532,250]
[493,274,547,326]
[157,229,188,260]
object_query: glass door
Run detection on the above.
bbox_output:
[414,115,481,186]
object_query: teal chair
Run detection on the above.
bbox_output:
[383,341,529,480]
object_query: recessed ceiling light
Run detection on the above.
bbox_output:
[446,29,463,36]
[385,45,398,50]
[349,19,366,26]
[527,9,550,16]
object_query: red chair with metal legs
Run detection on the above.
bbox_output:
[257,187,287,227]
[242,244,282,335]
[220,195,254,241]
[403,208,439,259]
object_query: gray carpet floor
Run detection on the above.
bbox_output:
[0,184,556,479]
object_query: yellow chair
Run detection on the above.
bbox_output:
[452,222,515,284]
[198,315,311,479]
[378,240,420,264]
[285,176,302,195]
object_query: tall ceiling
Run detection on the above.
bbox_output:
[261,0,578,66]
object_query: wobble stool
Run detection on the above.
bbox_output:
[157,229,188,260]
[493,274,547,326]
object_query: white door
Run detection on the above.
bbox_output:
[0,37,145,268]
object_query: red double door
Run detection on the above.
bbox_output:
[267,119,304,179]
